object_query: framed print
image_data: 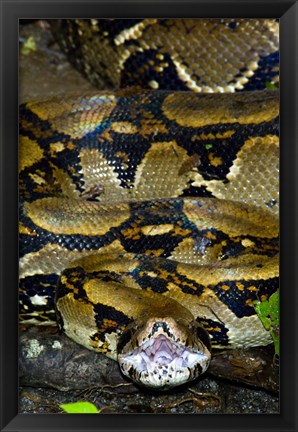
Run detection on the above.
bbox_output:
[0,1,297,431]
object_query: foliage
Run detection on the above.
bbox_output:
[265,81,278,90]
[60,401,99,414]
[21,36,37,55]
[254,290,279,355]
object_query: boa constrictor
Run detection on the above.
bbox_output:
[19,19,279,390]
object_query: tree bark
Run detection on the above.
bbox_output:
[19,326,279,394]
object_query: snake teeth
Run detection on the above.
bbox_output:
[118,321,212,389]
[143,335,182,364]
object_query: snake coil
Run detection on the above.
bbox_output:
[19,19,279,389]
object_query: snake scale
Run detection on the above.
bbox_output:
[19,19,279,389]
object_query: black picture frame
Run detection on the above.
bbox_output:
[1,1,297,431]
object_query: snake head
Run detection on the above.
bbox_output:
[117,317,211,390]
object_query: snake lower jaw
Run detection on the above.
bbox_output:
[117,323,212,389]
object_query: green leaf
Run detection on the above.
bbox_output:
[60,401,99,414]
[265,81,278,90]
[253,290,279,355]
[21,36,37,55]
[205,144,213,150]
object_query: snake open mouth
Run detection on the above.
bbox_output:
[118,319,211,389]
[137,334,200,368]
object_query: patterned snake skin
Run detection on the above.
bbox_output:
[19,19,279,389]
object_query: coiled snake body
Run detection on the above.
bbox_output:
[19,19,279,389]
